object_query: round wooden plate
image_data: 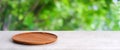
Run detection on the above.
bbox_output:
[12,32,57,45]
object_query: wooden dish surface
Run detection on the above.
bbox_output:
[12,32,57,45]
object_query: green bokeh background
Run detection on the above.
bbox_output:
[0,0,119,30]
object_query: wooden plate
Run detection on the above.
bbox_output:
[12,32,57,45]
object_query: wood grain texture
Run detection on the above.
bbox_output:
[12,32,57,45]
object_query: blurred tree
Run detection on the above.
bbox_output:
[0,0,119,30]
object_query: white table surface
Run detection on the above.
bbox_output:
[0,31,120,50]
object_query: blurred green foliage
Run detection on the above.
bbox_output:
[0,0,119,30]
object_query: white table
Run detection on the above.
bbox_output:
[0,31,120,50]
